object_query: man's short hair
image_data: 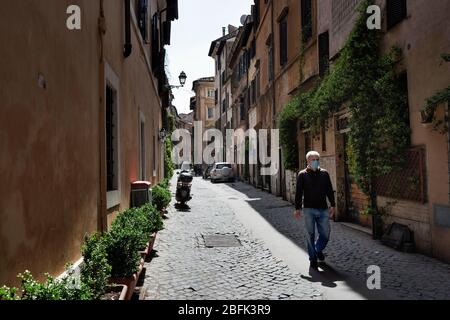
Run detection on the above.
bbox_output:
[306,151,320,161]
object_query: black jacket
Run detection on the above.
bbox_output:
[295,168,336,210]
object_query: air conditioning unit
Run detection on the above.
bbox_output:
[130,181,152,208]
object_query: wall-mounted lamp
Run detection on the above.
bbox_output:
[159,128,168,141]
[166,71,187,89]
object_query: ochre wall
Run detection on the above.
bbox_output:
[0,0,101,286]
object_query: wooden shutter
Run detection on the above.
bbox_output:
[318,31,329,76]
[301,0,312,42]
[279,18,288,66]
[387,0,407,30]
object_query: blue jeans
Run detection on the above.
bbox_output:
[303,208,331,261]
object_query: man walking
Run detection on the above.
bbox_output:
[294,151,336,270]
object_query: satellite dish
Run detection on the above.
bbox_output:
[240,15,248,25]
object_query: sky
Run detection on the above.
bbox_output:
[165,0,253,115]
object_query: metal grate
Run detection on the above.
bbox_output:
[203,234,241,248]
[375,147,427,203]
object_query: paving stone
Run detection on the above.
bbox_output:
[142,178,450,300]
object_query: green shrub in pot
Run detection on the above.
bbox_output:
[152,185,171,212]
[103,225,142,278]
[0,285,19,300]
[141,203,164,232]
[111,207,151,250]
[158,178,170,190]
[17,270,91,300]
[81,234,112,299]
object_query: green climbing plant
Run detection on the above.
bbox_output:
[278,0,411,214]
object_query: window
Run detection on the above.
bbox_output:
[215,89,218,104]
[267,39,274,81]
[279,16,288,66]
[252,1,260,29]
[318,31,330,77]
[106,85,118,192]
[153,134,156,177]
[240,96,246,121]
[321,123,327,152]
[151,13,160,71]
[137,0,149,42]
[387,0,407,30]
[250,79,257,105]
[207,89,215,98]
[139,117,146,180]
[208,107,215,119]
[301,0,313,43]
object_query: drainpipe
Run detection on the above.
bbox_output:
[123,0,132,58]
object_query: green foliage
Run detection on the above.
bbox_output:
[422,85,450,134]
[17,270,91,300]
[158,178,170,190]
[103,226,142,278]
[279,0,411,201]
[141,203,164,232]
[164,136,174,179]
[0,285,19,300]
[152,185,171,211]
[1,203,163,300]
[441,53,450,63]
[105,203,163,278]
[80,234,111,299]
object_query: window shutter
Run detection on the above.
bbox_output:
[279,18,288,66]
[387,0,407,30]
[318,31,329,76]
[301,0,312,42]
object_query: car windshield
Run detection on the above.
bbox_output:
[216,164,232,170]
[181,163,191,171]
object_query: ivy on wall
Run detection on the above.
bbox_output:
[420,53,450,133]
[278,0,411,211]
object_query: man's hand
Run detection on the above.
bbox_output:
[294,210,302,220]
[329,207,336,219]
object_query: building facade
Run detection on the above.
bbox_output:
[211,0,450,263]
[0,0,178,286]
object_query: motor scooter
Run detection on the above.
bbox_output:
[176,170,193,205]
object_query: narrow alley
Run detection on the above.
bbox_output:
[142,177,450,300]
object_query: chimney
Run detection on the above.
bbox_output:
[222,27,226,36]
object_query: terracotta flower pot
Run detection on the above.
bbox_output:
[108,263,144,300]
[101,285,128,300]
[138,232,157,260]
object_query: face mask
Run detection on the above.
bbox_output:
[310,160,320,171]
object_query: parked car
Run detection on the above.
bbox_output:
[202,165,213,180]
[210,162,235,183]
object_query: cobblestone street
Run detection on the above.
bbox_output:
[142,177,450,300]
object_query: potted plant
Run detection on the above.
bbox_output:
[103,225,144,300]
[152,184,171,214]
[81,234,127,300]
[0,269,92,301]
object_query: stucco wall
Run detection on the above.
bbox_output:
[0,0,101,286]
[0,0,166,286]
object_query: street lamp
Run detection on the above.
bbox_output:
[159,128,168,142]
[166,71,187,89]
